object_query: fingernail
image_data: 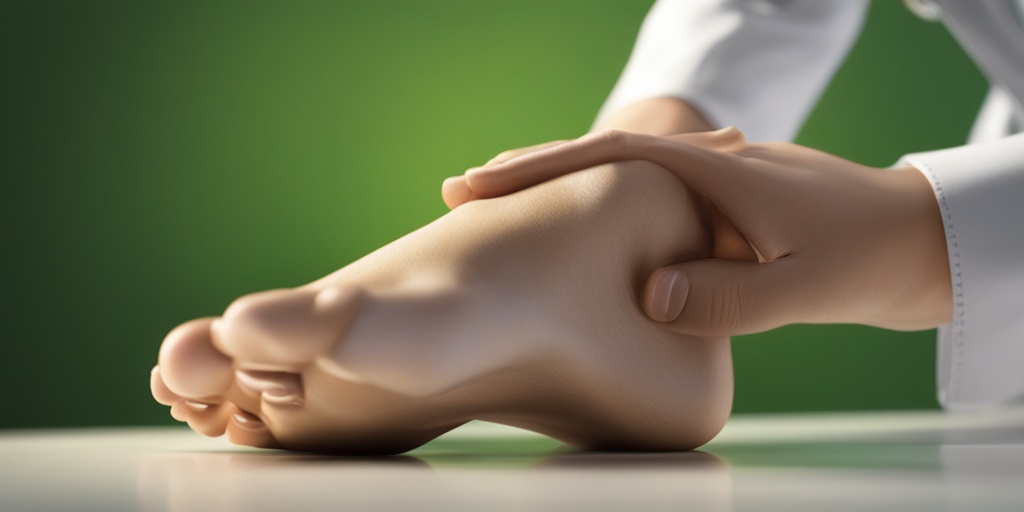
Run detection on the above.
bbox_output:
[652,270,688,322]
[232,411,266,431]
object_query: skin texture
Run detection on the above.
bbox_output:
[444,121,953,336]
[151,160,734,454]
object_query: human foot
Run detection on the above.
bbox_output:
[151,161,733,454]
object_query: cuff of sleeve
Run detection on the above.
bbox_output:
[898,133,1024,411]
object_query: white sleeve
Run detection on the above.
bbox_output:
[595,0,869,142]
[899,133,1024,411]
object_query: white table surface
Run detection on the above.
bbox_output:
[2,410,1023,511]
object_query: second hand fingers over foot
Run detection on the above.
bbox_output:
[461,129,749,204]
[442,127,749,209]
[442,140,568,210]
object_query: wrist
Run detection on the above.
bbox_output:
[886,165,954,329]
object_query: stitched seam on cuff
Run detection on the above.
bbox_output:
[908,157,966,402]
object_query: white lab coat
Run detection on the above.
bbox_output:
[596,0,1024,410]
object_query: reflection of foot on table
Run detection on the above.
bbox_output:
[150,161,734,454]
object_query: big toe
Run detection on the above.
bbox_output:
[158,318,235,399]
[214,285,361,371]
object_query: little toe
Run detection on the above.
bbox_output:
[159,318,235,399]
[214,285,362,371]
[225,407,278,449]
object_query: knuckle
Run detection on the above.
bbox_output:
[492,149,519,162]
[597,129,630,146]
[719,125,745,137]
[692,281,746,335]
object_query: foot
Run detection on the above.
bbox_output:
[151,161,733,454]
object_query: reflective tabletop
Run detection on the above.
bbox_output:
[2,410,1023,511]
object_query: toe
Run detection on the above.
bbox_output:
[172,401,232,437]
[235,370,304,407]
[186,403,232,437]
[150,366,181,406]
[214,285,361,371]
[159,318,235,399]
[169,401,191,422]
[225,407,278,448]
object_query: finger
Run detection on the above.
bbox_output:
[707,203,759,262]
[484,140,569,167]
[465,130,747,201]
[441,175,474,210]
[738,140,851,168]
[442,141,572,209]
[665,126,747,153]
[643,257,813,337]
[457,127,745,207]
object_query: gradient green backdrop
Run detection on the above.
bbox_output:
[2,1,987,429]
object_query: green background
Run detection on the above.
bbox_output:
[2,1,987,429]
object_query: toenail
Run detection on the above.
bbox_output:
[184,400,212,411]
[235,370,300,399]
[261,389,304,407]
[232,411,266,431]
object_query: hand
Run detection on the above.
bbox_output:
[444,128,757,262]
[442,130,952,336]
[442,128,746,210]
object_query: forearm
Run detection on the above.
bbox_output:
[592,97,715,136]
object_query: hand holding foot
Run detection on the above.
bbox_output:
[151,161,733,454]
[444,130,953,336]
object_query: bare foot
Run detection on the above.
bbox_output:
[151,161,733,454]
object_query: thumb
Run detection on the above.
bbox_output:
[643,258,805,337]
